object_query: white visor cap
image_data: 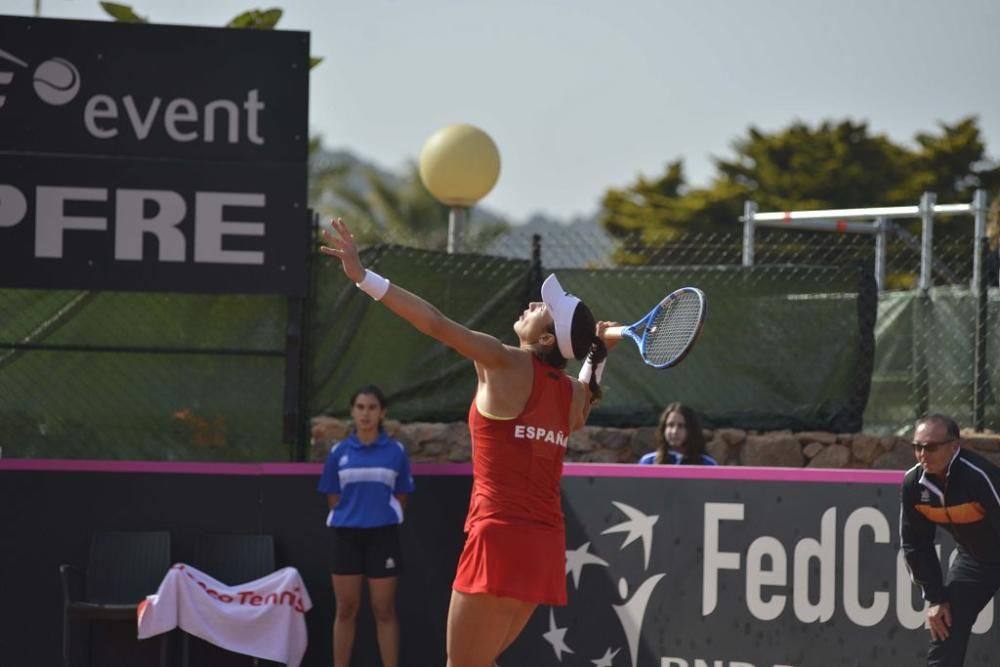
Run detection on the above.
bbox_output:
[541,273,581,360]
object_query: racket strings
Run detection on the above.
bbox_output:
[642,294,703,366]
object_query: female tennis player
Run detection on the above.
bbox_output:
[321,217,617,667]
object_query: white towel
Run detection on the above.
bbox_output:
[137,563,312,667]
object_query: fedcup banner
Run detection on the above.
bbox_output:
[0,16,310,295]
[498,466,999,667]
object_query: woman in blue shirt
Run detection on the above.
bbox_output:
[639,402,718,465]
[318,385,415,667]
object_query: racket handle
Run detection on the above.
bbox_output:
[603,326,626,340]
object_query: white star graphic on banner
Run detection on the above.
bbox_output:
[591,646,621,666]
[542,608,575,661]
[565,541,610,589]
[613,573,666,667]
[600,501,659,570]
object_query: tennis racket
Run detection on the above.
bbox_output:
[605,287,706,369]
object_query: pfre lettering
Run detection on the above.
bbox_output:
[83,89,265,145]
[0,184,265,265]
[701,502,994,632]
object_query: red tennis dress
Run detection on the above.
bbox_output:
[452,356,572,605]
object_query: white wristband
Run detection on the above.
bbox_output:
[355,269,390,300]
[578,356,606,384]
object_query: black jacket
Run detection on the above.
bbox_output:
[899,448,1000,603]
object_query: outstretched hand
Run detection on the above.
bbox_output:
[319,218,365,283]
[597,321,622,352]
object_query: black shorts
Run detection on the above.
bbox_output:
[329,525,404,578]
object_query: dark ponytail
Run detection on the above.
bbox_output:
[568,301,606,405]
[583,337,608,404]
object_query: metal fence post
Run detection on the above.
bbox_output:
[528,233,543,302]
[913,193,937,420]
[972,189,989,431]
[972,189,988,290]
[742,200,757,267]
[284,209,316,461]
[919,192,937,291]
[874,217,887,292]
[448,207,468,254]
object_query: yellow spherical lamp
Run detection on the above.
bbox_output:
[419,124,501,207]
[419,124,501,253]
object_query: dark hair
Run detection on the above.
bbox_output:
[350,384,387,430]
[535,324,567,370]
[535,301,608,405]
[572,303,607,404]
[916,413,960,440]
[653,403,706,465]
[350,384,387,409]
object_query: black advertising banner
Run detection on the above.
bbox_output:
[0,15,309,295]
[0,16,308,161]
[0,153,308,294]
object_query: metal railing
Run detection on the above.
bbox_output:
[741,190,992,429]
[742,190,990,292]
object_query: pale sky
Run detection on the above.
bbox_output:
[7,0,1000,222]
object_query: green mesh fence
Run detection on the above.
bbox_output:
[1,226,993,461]
[865,287,1000,433]
[308,246,535,422]
[551,264,875,431]
[0,290,288,460]
[308,248,876,432]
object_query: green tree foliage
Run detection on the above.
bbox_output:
[309,152,508,251]
[601,117,1000,263]
[226,8,283,29]
[99,2,146,22]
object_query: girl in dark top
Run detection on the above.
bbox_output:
[639,402,718,465]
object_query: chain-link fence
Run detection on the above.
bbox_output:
[0,290,293,460]
[481,216,998,435]
[308,238,875,433]
[0,201,995,460]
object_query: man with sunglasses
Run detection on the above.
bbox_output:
[900,414,1000,666]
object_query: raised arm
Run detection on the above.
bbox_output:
[569,320,621,431]
[320,218,513,369]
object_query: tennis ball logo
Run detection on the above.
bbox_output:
[32,57,81,105]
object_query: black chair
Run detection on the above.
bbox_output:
[60,530,172,667]
[182,533,277,667]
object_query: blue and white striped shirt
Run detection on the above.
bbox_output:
[318,430,415,528]
[638,450,718,465]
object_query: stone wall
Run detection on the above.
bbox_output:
[310,417,1000,469]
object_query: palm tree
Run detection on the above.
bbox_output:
[310,146,508,251]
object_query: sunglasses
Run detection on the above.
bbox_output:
[911,439,955,454]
